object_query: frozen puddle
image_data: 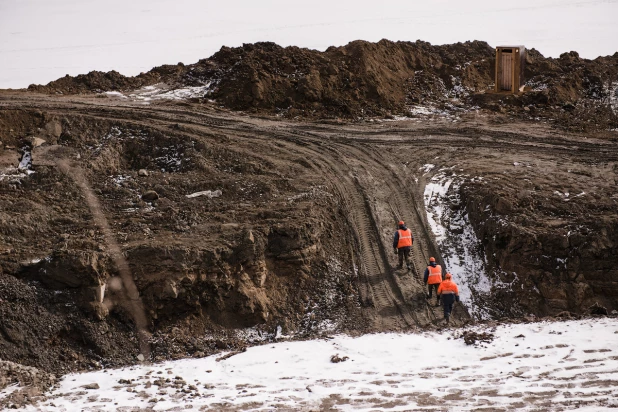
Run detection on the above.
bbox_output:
[4,318,618,411]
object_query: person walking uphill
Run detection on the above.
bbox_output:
[393,221,413,270]
[423,257,443,306]
[437,273,460,324]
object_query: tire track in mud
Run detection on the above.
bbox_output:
[27,105,417,330]
[327,142,460,326]
[272,141,418,330]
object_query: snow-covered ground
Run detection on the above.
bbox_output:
[1,0,617,89]
[3,317,617,411]
[424,170,497,319]
[102,83,216,103]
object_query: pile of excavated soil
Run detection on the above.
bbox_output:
[25,40,618,131]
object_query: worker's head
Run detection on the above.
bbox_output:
[429,257,436,263]
[445,272,452,280]
[398,220,405,227]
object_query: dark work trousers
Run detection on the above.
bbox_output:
[441,293,457,319]
[397,247,411,268]
[427,283,440,300]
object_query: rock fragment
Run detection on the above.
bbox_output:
[142,191,159,202]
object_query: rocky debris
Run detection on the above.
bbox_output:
[0,105,357,379]
[330,354,349,363]
[138,169,149,177]
[0,361,56,391]
[589,303,609,316]
[81,383,99,390]
[461,331,495,346]
[141,190,159,202]
[0,361,56,409]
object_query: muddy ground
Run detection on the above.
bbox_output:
[1,52,618,410]
[1,90,617,384]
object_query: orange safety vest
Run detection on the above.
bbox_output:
[397,229,413,248]
[427,265,442,284]
[438,279,459,296]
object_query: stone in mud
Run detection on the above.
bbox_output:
[27,137,46,148]
[138,169,149,177]
[142,190,159,202]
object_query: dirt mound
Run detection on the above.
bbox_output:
[26,40,618,130]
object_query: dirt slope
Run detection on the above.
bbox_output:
[24,40,618,131]
[1,87,617,381]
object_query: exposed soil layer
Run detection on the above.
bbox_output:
[1,91,617,381]
[24,40,618,131]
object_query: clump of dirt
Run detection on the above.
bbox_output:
[330,354,349,363]
[0,360,56,409]
[461,330,495,346]
[589,303,608,316]
[26,40,618,131]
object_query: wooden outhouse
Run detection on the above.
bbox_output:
[494,46,526,93]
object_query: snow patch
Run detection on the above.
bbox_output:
[420,163,435,174]
[424,172,495,319]
[9,318,618,411]
[103,82,216,102]
[606,81,618,113]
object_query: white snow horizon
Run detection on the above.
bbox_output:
[1,0,617,89]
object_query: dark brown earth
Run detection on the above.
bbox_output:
[0,40,617,395]
[25,40,618,131]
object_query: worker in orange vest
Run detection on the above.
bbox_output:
[437,273,460,324]
[392,220,413,270]
[423,257,443,306]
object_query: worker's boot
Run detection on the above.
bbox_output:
[445,315,450,324]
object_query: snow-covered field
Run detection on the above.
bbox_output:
[1,0,617,89]
[3,317,617,411]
